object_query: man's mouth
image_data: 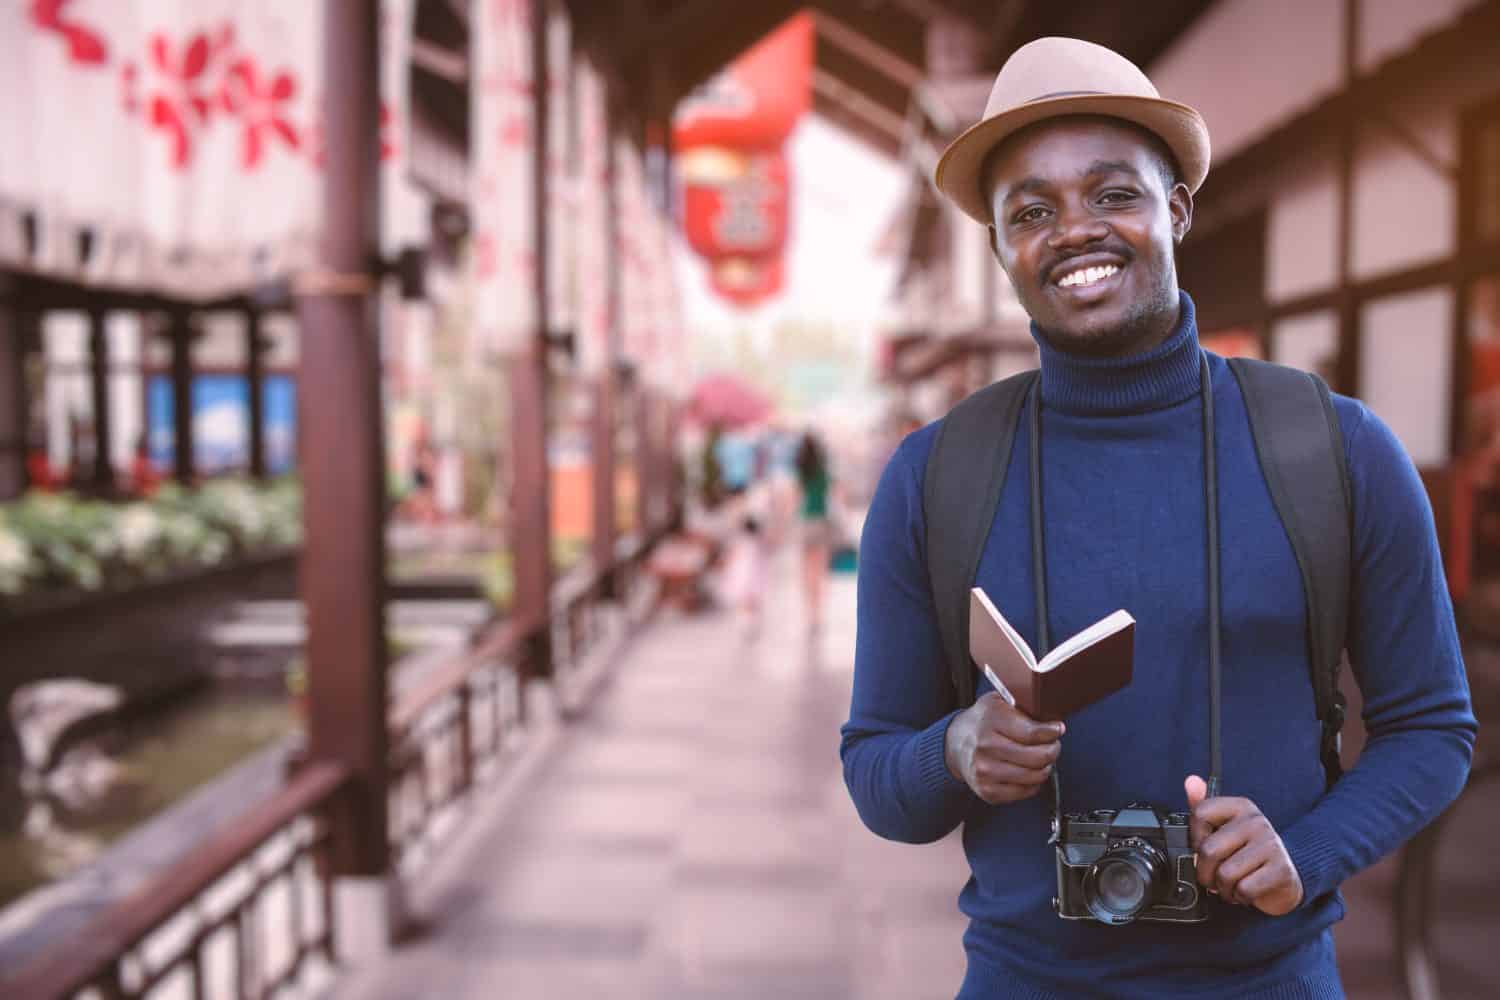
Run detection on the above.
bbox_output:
[1055,264,1121,289]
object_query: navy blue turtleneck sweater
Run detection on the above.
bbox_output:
[841,294,1477,998]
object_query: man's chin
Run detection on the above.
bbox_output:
[1036,316,1141,358]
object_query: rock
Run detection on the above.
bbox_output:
[8,679,122,774]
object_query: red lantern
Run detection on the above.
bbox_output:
[681,147,790,261]
[673,12,813,152]
[710,255,786,308]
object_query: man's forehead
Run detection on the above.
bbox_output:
[983,118,1158,195]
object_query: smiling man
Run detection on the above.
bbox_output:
[840,37,1476,998]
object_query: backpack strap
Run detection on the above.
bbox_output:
[922,371,1039,707]
[1227,357,1353,788]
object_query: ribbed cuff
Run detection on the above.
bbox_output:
[913,708,971,801]
[1281,819,1345,907]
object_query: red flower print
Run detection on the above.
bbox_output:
[29,0,107,66]
[220,58,301,168]
[139,30,222,168]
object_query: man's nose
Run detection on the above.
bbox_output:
[1045,204,1109,251]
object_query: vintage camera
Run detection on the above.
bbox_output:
[1054,804,1207,925]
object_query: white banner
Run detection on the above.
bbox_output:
[471,0,536,359]
[546,3,572,338]
[0,0,417,300]
[573,58,610,376]
[616,137,648,370]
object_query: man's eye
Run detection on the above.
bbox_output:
[1014,206,1048,224]
[1099,190,1137,204]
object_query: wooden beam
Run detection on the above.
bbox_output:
[811,8,924,89]
[813,69,907,144]
[410,36,467,84]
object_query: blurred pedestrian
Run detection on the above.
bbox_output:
[795,431,833,633]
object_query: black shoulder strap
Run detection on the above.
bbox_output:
[1227,357,1353,786]
[922,371,1039,707]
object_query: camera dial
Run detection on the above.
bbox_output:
[1082,836,1171,925]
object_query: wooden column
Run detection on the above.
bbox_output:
[592,92,623,595]
[0,297,27,499]
[509,0,554,674]
[296,0,389,882]
[1334,0,1360,398]
[168,311,196,485]
[246,308,267,479]
[592,373,618,593]
[635,384,652,535]
[87,309,114,494]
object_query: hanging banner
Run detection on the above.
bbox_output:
[546,3,573,337]
[710,255,786,308]
[616,136,649,368]
[681,147,789,262]
[672,12,813,153]
[573,58,610,376]
[0,0,323,298]
[0,0,413,299]
[471,0,536,358]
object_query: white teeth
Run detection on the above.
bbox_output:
[1058,264,1120,288]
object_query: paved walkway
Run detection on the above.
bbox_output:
[333,550,968,999]
[330,546,1493,999]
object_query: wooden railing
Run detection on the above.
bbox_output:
[4,521,677,999]
[1,761,350,1000]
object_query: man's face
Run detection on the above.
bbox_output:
[984,117,1193,357]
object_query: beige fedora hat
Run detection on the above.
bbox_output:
[934,36,1210,225]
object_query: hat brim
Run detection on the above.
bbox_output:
[933,94,1211,225]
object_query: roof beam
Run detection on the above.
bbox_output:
[813,68,907,145]
[811,9,924,89]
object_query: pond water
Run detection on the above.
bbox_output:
[0,686,297,908]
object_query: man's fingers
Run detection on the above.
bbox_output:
[974,781,1048,805]
[974,758,1054,790]
[1192,795,1258,828]
[1189,795,1258,853]
[1234,858,1303,915]
[1214,838,1276,902]
[1195,813,1259,891]
[989,706,1066,746]
[975,734,1060,772]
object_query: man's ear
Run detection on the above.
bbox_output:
[1169,182,1194,246]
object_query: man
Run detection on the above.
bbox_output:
[840,37,1477,998]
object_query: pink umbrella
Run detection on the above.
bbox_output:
[686,373,774,429]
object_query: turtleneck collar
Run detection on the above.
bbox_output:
[1032,291,1204,417]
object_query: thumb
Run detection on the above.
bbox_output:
[1185,774,1208,809]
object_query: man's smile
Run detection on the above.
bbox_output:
[1046,252,1129,300]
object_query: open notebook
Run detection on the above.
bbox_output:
[969,587,1135,720]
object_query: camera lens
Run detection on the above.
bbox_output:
[1083,838,1170,925]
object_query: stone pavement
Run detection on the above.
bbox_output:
[329,545,1493,999]
[332,551,969,1000]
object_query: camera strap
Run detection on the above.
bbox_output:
[1031,353,1223,834]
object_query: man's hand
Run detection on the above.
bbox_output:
[945,694,1064,804]
[1184,775,1303,916]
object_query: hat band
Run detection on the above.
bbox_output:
[1022,89,1110,104]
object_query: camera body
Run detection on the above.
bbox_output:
[1054,803,1207,925]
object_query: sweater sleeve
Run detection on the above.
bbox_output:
[1281,402,1478,903]
[840,428,975,844]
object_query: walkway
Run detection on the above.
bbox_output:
[333,550,969,999]
[329,545,1486,999]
